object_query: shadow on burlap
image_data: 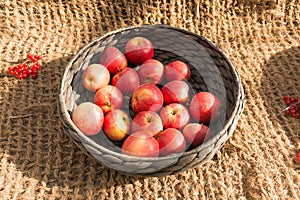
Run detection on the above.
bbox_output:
[0,0,300,199]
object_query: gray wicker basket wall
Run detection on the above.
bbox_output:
[58,24,245,177]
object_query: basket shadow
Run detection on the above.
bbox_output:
[1,55,145,196]
[258,46,300,147]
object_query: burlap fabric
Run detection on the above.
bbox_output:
[0,0,299,199]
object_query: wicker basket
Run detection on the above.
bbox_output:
[58,24,245,177]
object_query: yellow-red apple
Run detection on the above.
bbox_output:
[189,92,221,124]
[100,46,128,75]
[156,128,186,156]
[165,60,190,81]
[122,131,159,157]
[138,59,164,84]
[131,111,163,137]
[112,67,140,96]
[81,64,110,92]
[131,83,164,113]
[161,80,189,105]
[182,123,211,148]
[103,109,130,141]
[72,102,104,136]
[160,103,190,130]
[125,37,154,65]
[94,85,124,114]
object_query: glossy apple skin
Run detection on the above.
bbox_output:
[125,37,154,65]
[103,109,130,141]
[189,92,221,124]
[72,102,104,136]
[122,131,159,157]
[156,128,186,156]
[131,111,163,137]
[131,83,164,113]
[138,59,164,84]
[81,64,110,92]
[160,103,190,130]
[182,123,211,148]
[100,46,128,75]
[111,67,140,96]
[165,60,191,81]
[161,80,189,105]
[94,85,124,114]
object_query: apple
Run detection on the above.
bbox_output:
[165,60,190,81]
[156,128,186,156]
[125,37,154,65]
[111,67,140,96]
[131,111,163,137]
[189,92,221,124]
[94,85,124,114]
[161,80,189,105]
[103,109,130,141]
[81,64,110,92]
[100,46,128,75]
[160,103,190,130]
[122,131,159,157]
[131,83,164,113]
[138,59,164,84]
[72,102,104,136]
[182,123,211,148]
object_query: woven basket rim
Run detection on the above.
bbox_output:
[58,24,245,162]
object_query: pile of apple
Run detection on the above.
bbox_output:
[72,36,222,158]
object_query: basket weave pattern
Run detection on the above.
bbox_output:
[59,25,245,176]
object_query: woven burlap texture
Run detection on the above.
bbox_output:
[0,0,299,199]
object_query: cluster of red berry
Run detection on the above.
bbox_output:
[283,96,300,119]
[7,53,42,79]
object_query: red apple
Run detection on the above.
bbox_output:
[125,37,154,65]
[161,80,189,105]
[111,67,140,96]
[81,64,110,92]
[189,92,221,123]
[103,109,130,141]
[100,46,128,75]
[165,60,190,81]
[131,83,164,113]
[72,102,104,136]
[160,103,190,130]
[131,111,163,137]
[122,131,159,157]
[156,128,186,156]
[138,59,164,84]
[94,85,124,114]
[182,123,211,148]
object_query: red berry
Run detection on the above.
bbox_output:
[31,62,40,70]
[33,54,42,60]
[8,67,14,74]
[16,66,23,73]
[285,110,290,115]
[297,153,300,163]
[27,69,32,75]
[31,69,38,75]
[290,109,296,114]
[290,97,296,103]
[22,73,27,79]
[31,74,37,79]
[27,53,38,62]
